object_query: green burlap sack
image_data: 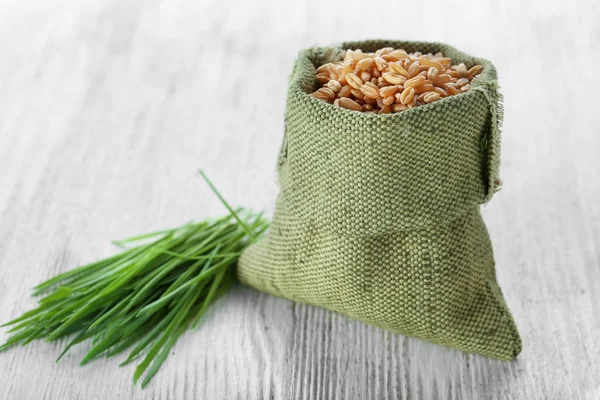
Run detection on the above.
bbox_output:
[238,40,521,360]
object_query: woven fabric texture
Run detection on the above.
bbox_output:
[238,40,521,360]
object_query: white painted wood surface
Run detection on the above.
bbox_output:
[1,0,599,398]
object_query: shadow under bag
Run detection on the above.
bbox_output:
[238,40,522,360]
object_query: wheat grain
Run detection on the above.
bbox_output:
[389,62,409,77]
[414,83,434,94]
[338,85,352,98]
[419,56,443,70]
[405,75,426,88]
[400,87,415,105]
[445,84,460,95]
[360,71,372,82]
[357,58,374,71]
[467,65,483,79]
[427,67,439,81]
[311,87,335,102]
[378,105,391,114]
[339,97,362,111]
[424,92,441,103]
[350,88,365,100]
[360,83,380,99]
[382,72,407,85]
[383,95,395,106]
[408,62,421,78]
[379,85,398,98]
[456,77,470,87]
[432,86,447,97]
[316,73,330,84]
[374,56,387,71]
[326,80,342,93]
[392,103,408,113]
[346,73,363,89]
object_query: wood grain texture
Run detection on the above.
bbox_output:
[1,0,599,399]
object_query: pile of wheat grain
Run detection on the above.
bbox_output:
[310,48,483,114]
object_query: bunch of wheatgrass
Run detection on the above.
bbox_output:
[0,171,269,388]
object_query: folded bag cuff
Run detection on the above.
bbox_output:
[278,40,502,236]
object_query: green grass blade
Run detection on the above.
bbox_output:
[57,328,100,362]
[111,227,181,247]
[199,170,256,242]
[191,268,228,328]
[140,319,189,388]
[135,256,235,317]
[155,250,242,260]
[39,287,74,304]
[133,278,202,384]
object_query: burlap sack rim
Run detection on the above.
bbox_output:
[286,39,502,202]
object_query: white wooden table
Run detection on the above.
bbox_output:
[1,1,599,399]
